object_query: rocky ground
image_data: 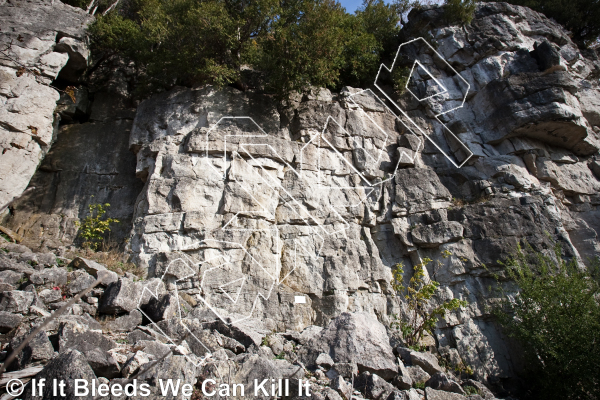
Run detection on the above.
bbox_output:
[0,238,501,400]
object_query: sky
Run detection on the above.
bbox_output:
[338,0,368,12]
[338,0,444,13]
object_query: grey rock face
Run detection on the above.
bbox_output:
[1,0,600,393]
[410,352,444,376]
[23,349,97,400]
[5,88,143,250]
[353,372,397,400]
[0,0,92,206]
[30,267,67,287]
[411,222,464,247]
[99,278,142,314]
[0,310,23,333]
[105,309,143,332]
[58,321,119,378]
[7,326,55,370]
[299,312,397,379]
[0,290,34,313]
[425,373,465,395]
[424,387,467,400]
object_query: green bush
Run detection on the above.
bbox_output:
[75,203,119,251]
[494,243,600,399]
[391,253,467,347]
[443,0,478,26]
[484,0,600,46]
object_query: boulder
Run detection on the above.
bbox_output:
[208,317,270,348]
[22,349,97,400]
[127,328,155,344]
[98,278,142,314]
[425,373,465,395]
[7,326,55,370]
[67,271,96,295]
[410,351,444,376]
[406,365,430,385]
[121,350,152,377]
[0,282,15,292]
[298,325,324,345]
[39,288,63,304]
[29,267,67,287]
[299,312,397,379]
[105,309,143,332]
[331,376,353,400]
[136,340,172,358]
[316,353,335,369]
[0,270,24,286]
[142,293,179,322]
[461,380,495,400]
[69,257,107,276]
[353,372,397,400]
[392,360,413,390]
[0,290,34,313]
[424,387,467,400]
[0,311,22,333]
[327,362,359,379]
[58,321,119,378]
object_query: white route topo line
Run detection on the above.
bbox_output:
[135,37,472,366]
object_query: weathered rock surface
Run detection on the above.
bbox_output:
[99,277,142,314]
[1,2,599,398]
[299,312,397,379]
[0,0,92,207]
[22,349,97,400]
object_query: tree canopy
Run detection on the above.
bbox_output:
[78,0,599,99]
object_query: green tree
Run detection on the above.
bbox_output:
[90,0,279,94]
[256,0,348,98]
[443,0,478,26]
[494,243,600,399]
[75,203,119,251]
[484,0,600,45]
[391,254,467,347]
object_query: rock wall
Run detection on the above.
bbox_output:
[1,1,600,391]
[1,0,143,248]
[0,0,92,206]
[124,3,600,386]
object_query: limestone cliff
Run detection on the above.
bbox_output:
[2,1,600,390]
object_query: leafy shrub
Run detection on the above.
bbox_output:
[392,65,411,94]
[391,254,467,346]
[494,243,600,400]
[443,0,478,26]
[463,386,480,396]
[75,203,119,251]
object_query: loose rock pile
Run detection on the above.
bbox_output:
[1,240,500,400]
